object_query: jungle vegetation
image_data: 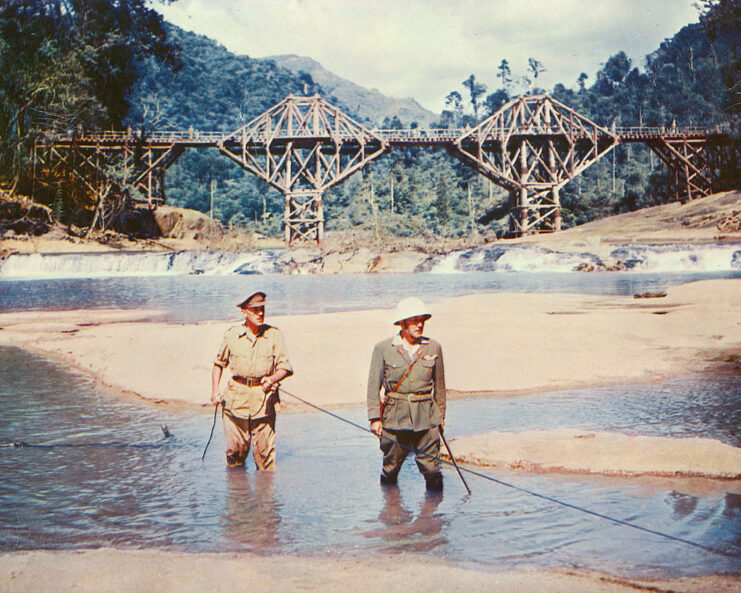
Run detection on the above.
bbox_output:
[0,0,738,240]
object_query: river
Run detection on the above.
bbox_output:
[0,249,739,578]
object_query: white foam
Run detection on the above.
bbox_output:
[0,250,283,278]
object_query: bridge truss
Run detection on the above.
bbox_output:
[216,95,387,244]
[452,95,618,234]
[32,94,737,244]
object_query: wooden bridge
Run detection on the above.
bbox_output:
[33,94,737,245]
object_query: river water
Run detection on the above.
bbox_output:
[1,347,739,578]
[0,261,740,578]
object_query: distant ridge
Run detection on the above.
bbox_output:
[264,54,437,126]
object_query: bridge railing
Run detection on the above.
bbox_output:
[615,125,726,137]
[40,124,730,145]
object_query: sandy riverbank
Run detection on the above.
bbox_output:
[1,279,738,405]
[1,549,740,593]
[0,278,739,475]
[1,280,740,591]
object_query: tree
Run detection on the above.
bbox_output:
[444,91,464,126]
[461,74,487,120]
[577,72,589,93]
[696,0,741,114]
[484,89,509,116]
[597,51,632,94]
[527,58,545,90]
[0,0,179,200]
[496,59,512,89]
[434,175,450,226]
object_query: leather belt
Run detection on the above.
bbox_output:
[232,376,262,387]
[385,391,432,402]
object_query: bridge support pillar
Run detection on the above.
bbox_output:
[284,190,324,245]
[552,186,561,232]
[648,138,712,202]
[518,187,529,235]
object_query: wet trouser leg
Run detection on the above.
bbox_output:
[380,427,441,485]
[223,412,276,470]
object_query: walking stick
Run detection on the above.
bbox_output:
[439,427,471,495]
[201,401,221,462]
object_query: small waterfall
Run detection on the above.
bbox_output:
[609,244,741,272]
[427,243,741,273]
[429,245,604,273]
[0,250,284,278]
[1,243,739,278]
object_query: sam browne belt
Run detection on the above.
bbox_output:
[385,391,433,402]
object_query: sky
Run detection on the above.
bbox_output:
[156,0,701,114]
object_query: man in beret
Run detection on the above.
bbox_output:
[211,291,293,469]
[367,297,446,491]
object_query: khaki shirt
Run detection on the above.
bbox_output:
[215,324,293,419]
[366,334,446,431]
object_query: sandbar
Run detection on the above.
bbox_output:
[1,548,740,592]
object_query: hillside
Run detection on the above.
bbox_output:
[266,54,436,126]
[3,191,739,257]
[511,190,741,248]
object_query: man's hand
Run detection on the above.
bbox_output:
[370,420,383,437]
[260,376,275,393]
[210,392,222,406]
[440,418,445,433]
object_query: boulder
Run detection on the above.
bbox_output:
[152,206,223,242]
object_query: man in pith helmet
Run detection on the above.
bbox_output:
[211,291,293,469]
[366,297,447,491]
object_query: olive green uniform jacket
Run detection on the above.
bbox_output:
[367,334,446,431]
[215,324,293,420]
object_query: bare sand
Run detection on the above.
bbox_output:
[1,549,740,593]
[448,429,741,478]
[1,278,738,407]
[1,279,740,591]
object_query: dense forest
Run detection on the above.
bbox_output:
[0,0,738,241]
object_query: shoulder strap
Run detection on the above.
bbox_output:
[390,349,421,394]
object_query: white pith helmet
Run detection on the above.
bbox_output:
[392,297,431,326]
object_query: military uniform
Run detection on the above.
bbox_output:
[215,323,293,469]
[367,333,446,484]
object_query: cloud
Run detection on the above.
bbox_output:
[157,0,699,112]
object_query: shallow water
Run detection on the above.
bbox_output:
[1,270,739,323]
[1,346,739,578]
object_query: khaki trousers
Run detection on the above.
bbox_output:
[222,412,276,470]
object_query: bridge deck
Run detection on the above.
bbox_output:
[40,125,730,148]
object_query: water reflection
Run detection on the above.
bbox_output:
[667,491,699,519]
[223,470,284,552]
[1,345,740,578]
[363,486,447,553]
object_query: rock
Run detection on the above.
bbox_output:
[152,206,223,242]
[575,262,596,272]
[319,251,349,274]
[289,247,322,265]
[370,251,428,273]
[332,248,378,274]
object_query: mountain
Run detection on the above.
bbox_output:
[265,54,437,126]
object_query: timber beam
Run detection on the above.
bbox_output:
[217,94,388,245]
[450,94,618,236]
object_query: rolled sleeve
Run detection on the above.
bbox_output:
[214,335,230,368]
[272,330,293,376]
